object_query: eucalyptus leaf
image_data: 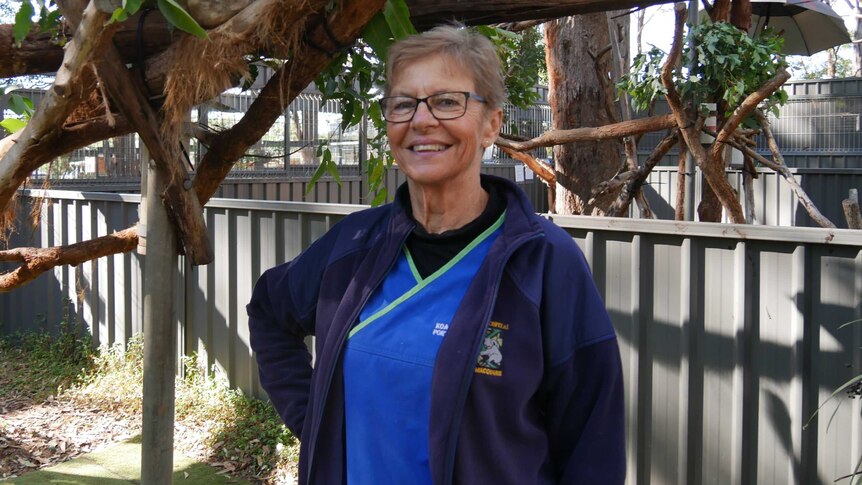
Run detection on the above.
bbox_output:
[382,0,416,40]
[109,7,129,23]
[14,1,35,44]
[123,0,143,15]
[9,94,34,117]
[306,162,328,195]
[363,12,394,61]
[0,118,27,134]
[157,0,207,39]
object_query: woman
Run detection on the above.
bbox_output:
[247,25,625,484]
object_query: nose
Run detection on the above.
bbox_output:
[411,100,438,128]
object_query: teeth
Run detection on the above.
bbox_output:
[413,144,447,152]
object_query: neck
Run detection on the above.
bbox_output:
[408,178,487,234]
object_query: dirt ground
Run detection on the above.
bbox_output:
[0,374,278,482]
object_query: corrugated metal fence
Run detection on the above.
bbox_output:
[640,167,862,228]
[1,192,861,484]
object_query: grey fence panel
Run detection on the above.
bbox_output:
[638,167,862,228]
[2,192,861,484]
[555,215,862,485]
[0,192,144,347]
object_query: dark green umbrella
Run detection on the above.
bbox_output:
[749,0,851,55]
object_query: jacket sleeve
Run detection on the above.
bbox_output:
[246,228,339,436]
[543,338,626,484]
[538,229,626,484]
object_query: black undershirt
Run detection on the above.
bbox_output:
[401,180,506,279]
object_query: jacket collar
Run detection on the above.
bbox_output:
[390,173,544,239]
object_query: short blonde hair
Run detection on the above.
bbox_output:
[385,25,506,110]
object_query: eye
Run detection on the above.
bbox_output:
[390,98,416,113]
[431,94,463,110]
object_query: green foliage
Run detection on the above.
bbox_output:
[0,307,94,403]
[474,25,546,109]
[12,0,62,45]
[2,84,36,134]
[13,1,35,43]
[618,21,789,120]
[617,46,667,112]
[156,0,207,38]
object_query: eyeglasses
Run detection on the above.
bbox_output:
[378,91,487,123]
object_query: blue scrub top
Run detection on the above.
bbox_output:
[342,213,505,484]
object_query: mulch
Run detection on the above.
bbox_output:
[0,392,141,480]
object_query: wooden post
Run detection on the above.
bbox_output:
[843,188,862,229]
[140,144,178,484]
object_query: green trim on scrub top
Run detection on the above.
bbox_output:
[405,247,423,284]
[347,211,506,340]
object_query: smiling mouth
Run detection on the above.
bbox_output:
[410,144,449,153]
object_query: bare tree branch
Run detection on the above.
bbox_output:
[674,138,688,220]
[498,146,557,213]
[0,227,137,291]
[495,114,675,152]
[603,129,678,216]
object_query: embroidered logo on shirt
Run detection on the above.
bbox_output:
[475,321,508,377]
[432,322,449,337]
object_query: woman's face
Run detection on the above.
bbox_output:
[386,54,502,189]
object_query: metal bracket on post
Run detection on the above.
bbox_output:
[140,145,178,484]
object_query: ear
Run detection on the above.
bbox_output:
[483,107,503,144]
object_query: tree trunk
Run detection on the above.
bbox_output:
[544,14,622,215]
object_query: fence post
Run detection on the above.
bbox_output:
[140,145,178,484]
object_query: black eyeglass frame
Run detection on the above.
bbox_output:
[378,91,487,123]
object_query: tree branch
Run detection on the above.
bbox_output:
[0,227,138,292]
[660,2,746,223]
[96,46,213,264]
[495,114,675,152]
[602,129,678,216]
[753,110,836,229]
[709,67,789,163]
[0,1,119,218]
[0,0,386,291]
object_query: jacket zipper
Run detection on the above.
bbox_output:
[305,228,412,484]
[442,231,543,485]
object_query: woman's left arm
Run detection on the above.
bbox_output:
[537,230,626,484]
[542,337,626,484]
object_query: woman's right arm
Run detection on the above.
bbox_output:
[247,231,337,436]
